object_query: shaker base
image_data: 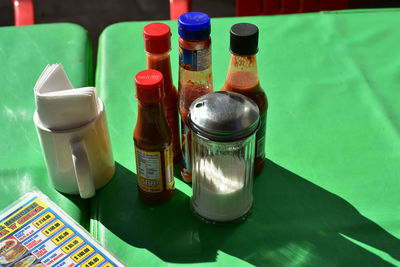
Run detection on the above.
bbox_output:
[190,199,253,225]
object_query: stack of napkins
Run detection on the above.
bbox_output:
[34,64,98,130]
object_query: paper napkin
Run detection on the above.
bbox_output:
[34,64,98,130]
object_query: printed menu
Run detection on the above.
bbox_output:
[0,192,125,267]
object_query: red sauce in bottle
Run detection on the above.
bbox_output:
[144,23,181,164]
[178,12,213,182]
[134,70,175,204]
[222,69,267,176]
[221,23,267,176]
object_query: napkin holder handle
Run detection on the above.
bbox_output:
[70,139,95,199]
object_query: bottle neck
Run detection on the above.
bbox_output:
[225,53,259,90]
[179,37,211,50]
[137,101,164,122]
[178,38,213,92]
[136,100,171,147]
[146,51,173,91]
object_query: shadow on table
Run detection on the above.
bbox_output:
[96,161,400,266]
[61,193,91,229]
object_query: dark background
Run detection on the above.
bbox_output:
[1,0,399,62]
[0,0,235,59]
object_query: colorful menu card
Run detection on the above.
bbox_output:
[0,192,125,267]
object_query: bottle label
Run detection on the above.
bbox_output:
[164,144,174,190]
[256,113,267,159]
[135,144,174,193]
[166,107,180,160]
[181,120,191,173]
[179,46,211,71]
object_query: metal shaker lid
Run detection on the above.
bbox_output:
[188,91,260,141]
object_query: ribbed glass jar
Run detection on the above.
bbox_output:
[191,133,256,223]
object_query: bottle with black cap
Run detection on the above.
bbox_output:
[221,23,267,176]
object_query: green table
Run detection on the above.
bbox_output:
[94,9,400,266]
[0,23,93,228]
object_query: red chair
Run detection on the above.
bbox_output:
[236,0,348,16]
[170,0,192,20]
[13,0,34,26]
[169,0,347,19]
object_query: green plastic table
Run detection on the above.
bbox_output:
[0,23,93,228]
[94,9,400,266]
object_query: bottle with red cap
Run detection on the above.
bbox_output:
[134,69,175,204]
[143,22,180,164]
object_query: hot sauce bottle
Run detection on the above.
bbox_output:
[221,23,267,176]
[143,23,181,164]
[178,12,213,182]
[134,69,175,204]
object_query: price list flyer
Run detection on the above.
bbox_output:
[0,192,125,267]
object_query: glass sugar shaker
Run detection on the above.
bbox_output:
[188,91,260,223]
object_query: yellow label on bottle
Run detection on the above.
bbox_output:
[135,147,163,193]
[135,144,175,193]
[164,144,174,190]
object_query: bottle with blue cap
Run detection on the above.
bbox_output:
[177,12,214,183]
